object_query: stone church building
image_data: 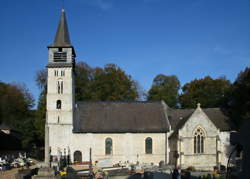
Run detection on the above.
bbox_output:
[46,9,232,170]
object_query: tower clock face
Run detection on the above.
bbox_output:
[54,52,67,62]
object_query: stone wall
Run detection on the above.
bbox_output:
[48,128,167,165]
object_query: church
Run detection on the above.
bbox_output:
[46,9,232,170]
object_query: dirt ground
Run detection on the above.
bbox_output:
[0,167,20,179]
[0,165,36,179]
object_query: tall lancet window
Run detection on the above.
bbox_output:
[105,138,112,155]
[194,127,205,154]
[57,79,63,94]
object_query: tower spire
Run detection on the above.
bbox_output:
[52,8,71,47]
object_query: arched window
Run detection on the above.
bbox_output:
[56,100,61,109]
[194,128,205,154]
[74,151,82,163]
[57,80,63,94]
[145,137,152,154]
[105,138,112,155]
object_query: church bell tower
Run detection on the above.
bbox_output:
[47,9,76,126]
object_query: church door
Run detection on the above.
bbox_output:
[74,151,82,163]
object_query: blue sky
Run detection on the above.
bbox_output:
[0,0,249,106]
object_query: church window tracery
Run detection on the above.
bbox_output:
[145,137,153,154]
[194,127,205,154]
[105,138,112,155]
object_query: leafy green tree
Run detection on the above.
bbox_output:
[34,69,47,145]
[90,64,138,100]
[0,82,36,149]
[75,62,94,101]
[148,74,180,108]
[224,67,250,128]
[0,82,34,127]
[180,76,231,108]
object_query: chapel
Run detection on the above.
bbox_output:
[46,9,232,170]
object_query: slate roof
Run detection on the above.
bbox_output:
[168,107,232,138]
[73,101,170,133]
[50,9,72,47]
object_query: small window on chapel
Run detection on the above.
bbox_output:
[105,138,112,155]
[145,137,153,154]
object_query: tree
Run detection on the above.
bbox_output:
[0,82,34,127]
[90,64,138,100]
[0,82,36,149]
[75,62,94,101]
[224,67,250,128]
[180,76,231,108]
[147,74,180,108]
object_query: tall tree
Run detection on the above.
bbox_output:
[224,67,250,128]
[148,74,180,108]
[90,64,138,100]
[0,82,34,127]
[180,76,231,108]
[75,61,94,101]
[0,82,36,148]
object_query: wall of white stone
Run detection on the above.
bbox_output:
[47,67,74,125]
[48,126,167,166]
[219,131,231,166]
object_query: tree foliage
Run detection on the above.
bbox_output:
[180,76,231,108]
[90,64,138,100]
[0,82,34,126]
[147,74,180,108]
[0,82,36,148]
[224,67,250,128]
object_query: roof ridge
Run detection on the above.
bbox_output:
[76,100,162,104]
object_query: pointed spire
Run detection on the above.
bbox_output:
[52,9,71,47]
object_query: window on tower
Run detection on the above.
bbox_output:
[55,70,58,76]
[56,100,61,109]
[57,80,63,94]
[54,52,67,62]
[61,70,65,76]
